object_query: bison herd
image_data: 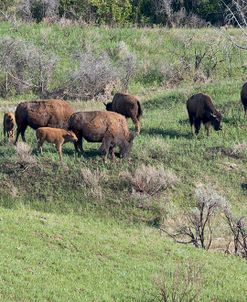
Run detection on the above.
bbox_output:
[2,84,247,160]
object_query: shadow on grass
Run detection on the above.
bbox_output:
[222,116,244,126]
[141,127,191,139]
[143,91,186,111]
[178,118,189,125]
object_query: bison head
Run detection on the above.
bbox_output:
[64,131,78,143]
[6,113,15,126]
[104,102,113,111]
[210,111,222,131]
[119,131,136,158]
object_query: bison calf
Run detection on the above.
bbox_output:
[3,112,15,142]
[68,111,136,159]
[36,127,78,161]
[186,93,222,136]
[104,93,143,134]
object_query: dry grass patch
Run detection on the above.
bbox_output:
[80,167,106,199]
[124,164,178,197]
[15,142,36,166]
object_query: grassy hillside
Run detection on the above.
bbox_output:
[0,22,247,301]
[1,207,247,302]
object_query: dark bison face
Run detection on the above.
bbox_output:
[119,131,136,158]
[104,102,113,111]
[210,112,222,131]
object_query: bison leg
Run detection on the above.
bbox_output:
[21,128,27,142]
[74,135,84,156]
[109,146,115,160]
[9,129,14,139]
[37,139,44,155]
[132,117,141,135]
[55,143,62,161]
[188,114,195,135]
[15,125,27,144]
[205,122,210,136]
[99,133,113,160]
[245,106,247,118]
[3,127,6,139]
[14,127,22,144]
[194,118,201,135]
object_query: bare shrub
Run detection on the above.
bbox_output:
[156,262,203,302]
[80,167,105,199]
[229,143,247,158]
[17,0,59,22]
[52,52,119,100]
[224,206,247,259]
[162,184,227,250]
[57,17,76,27]
[186,12,207,28]
[0,37,57,97]
[224,0,247,26]
[115,41,137,92]
[172,9,206,28]
[15,142,36,166]
[154,1,206,28]
[136,139,170,160]
[124,164,178,196]
[0,180,18,198]
[165,36,221,85]
[160,64,184,88]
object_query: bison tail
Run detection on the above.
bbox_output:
[137,101,143,118]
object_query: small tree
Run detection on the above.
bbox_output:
[224,207,247,258]
[161,185,226,250]
[220,0,247,50]
[156,262,203,302]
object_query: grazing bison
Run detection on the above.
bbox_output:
[241,82,247,117]
[36,127,78,161]
[104,93,143,134]
[186,93,222,136]
[3,112,15,142]
[15,99,74,144]
[68,111,136,159]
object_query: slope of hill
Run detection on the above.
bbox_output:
[0,22,246,301]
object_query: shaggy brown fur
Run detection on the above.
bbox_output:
[241,82,247,117]
[104,93,143,134]
[186,93,222,136]
[15,99,74,144]
[36,127,78,161]
[3,112,15,142]
[68,111,136,159]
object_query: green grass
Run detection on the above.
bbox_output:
[0,22,247,301]
[0,207,247,302]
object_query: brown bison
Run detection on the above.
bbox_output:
[15,99,74,144]
[68,111,136,159]
[186,93,222,136]
[3,112,15,142]
[36,127,78,161]
[104,93,143,134]
[241,82,247,117]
